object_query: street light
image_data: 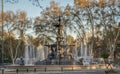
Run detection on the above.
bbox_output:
[1,0,18,65]
[1,0,4,65]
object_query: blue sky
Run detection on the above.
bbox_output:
[1,0,73,18]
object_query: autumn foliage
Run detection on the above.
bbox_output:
[74,0,120,9]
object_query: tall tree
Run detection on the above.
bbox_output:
[1,10,32,64]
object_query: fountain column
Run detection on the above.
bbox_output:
[54,16,65,64]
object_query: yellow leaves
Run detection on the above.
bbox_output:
[98,0,116,7]
[74,0,94,10]
[50,1,58,9]
[82,0,90,7]
[0,11,28,24]
[74,0,85,9]
[74,0,81,7]
[51,7,61,16]
[19,11,27,22]
[96,41,101,46]
[98,0,106,7]
[51,11,59,16]
[46,1,71,17]
[65,11,71,16]
[110,0,114,3]
[74,0,120,9]
[67,35,75,45]
[50,1,62,16]
[10,32,16,38]
[12,18,16,24]
[88,1,94,6]
[4,11,16,23]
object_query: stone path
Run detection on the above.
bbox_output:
[0,70,105,74]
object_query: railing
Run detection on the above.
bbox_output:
[0,58,117,74]
[0,64,108,73]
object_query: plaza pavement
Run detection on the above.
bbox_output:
[1,70,120,74]
[1,65,120,74]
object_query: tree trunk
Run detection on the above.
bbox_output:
[12,58,15,65]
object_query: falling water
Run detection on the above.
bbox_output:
[24,44,45,65]
[73,48,78,61]
[36,45,45,61]
[24,45,36,65]
[78,43,93,65]
[24,45,29,65]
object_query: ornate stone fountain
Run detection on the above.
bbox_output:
[22,16,93,65]
[44,16,75,65]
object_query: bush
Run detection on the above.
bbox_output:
[101,52,110,59]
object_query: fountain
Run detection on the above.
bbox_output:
[22,16,93,65]
[77,42,93,65]
[24,45,36,65]
[43,16,77,65]
[24,44,45,65]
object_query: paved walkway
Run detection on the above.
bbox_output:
[1,65,120,74]
[1,70,120,74]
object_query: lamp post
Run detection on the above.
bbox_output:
[1,0,4,65]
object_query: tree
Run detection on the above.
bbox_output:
[0,10,32,64]
[74,0,120,59]
[33,1,73,44]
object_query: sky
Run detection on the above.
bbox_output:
[1,0,74,18]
